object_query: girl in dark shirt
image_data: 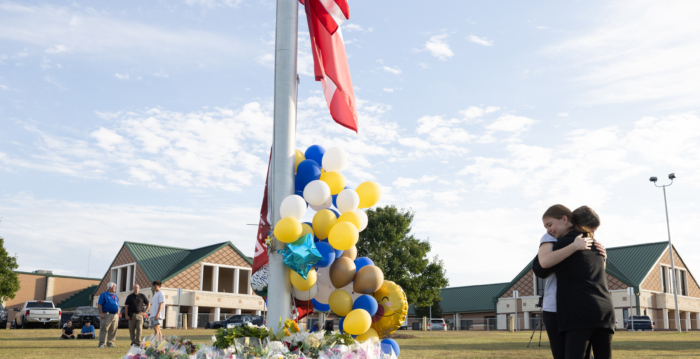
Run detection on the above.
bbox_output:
[551,206,615,359]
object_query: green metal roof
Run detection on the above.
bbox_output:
[408,283,509,315]
[606,241,668,286]
[56,285,98,310]
[124,241,253,283]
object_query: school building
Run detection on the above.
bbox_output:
[407,241,700,331]
[91,241,265,328]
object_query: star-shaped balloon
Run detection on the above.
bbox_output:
[280,233,322,279]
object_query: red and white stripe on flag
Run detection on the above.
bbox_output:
[252,152,271,275]
[301,0,358,132]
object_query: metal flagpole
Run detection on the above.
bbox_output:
[662,185,682,333]
[267,0,298,334]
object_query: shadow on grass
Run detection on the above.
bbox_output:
[398,341,700,352]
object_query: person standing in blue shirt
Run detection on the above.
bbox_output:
[77,320,95,339]
[97,282,119,348]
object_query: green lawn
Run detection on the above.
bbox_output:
[0,328,698,358]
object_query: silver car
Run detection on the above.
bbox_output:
[429,318,447,331]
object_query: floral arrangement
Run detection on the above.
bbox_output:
[122,335,189,359]
[167,335,201,355]
[214,323,271,349]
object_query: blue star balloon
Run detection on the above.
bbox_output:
[280,233,322,279]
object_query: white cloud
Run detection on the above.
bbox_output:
[90,127,125,151]
[114,73,129,80]
[425,34,454,60]
[43,75,66,91]
[343,24,372,33]
[0,3,250,66]
[382,87,402,93]
[381,66,401,75]
[547,0,700,107]
[184,0,243,7]
[557,112,569,117]
[257,53,274,68]
[45,45,67,54]
[485,115,536,132]
[467,35,493,47]
[393,175,437,188]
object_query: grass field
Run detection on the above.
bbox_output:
[0,328,698,358]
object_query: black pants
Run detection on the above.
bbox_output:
[565,327,613,359]
[543,311,566,359]
[60,334,75,339]
[77,334,95,339]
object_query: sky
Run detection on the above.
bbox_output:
[2,0,700,288]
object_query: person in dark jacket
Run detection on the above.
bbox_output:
[60,320,76,339]
[536,206,615,359]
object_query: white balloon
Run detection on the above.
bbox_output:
[309,195,333,211]
[354,209,368,231]
[303,180,331,206]
[316,266,332,287]
[336,189,360,214]
[341,282,362,301]
[314,283,334,304]
[322,147,348,172]
[280,195,307,220]
[294,282,318,301]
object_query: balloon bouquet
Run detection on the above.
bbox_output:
[272,145,407,354]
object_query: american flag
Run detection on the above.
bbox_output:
[301,0,359,132]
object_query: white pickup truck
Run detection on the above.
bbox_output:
[17,300,61,329]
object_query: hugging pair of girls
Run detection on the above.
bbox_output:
[533,205,616,359]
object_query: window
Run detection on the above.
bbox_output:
[676,269,688,296]
[535,276,546,297]
[661,266,670,293]
[27,302,54,308]
[110,263,136,293]
[200,263,253,294]
[238,269,251,294]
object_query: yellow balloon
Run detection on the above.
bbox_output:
[328,222,358,250]
[356,181,381,208]
[290,268,317,291]
[329,289,353,316]
[300,222,314,239]
[274,217,303,243]
[344,309,372,335]
[294,149,305,173]
[312,209,337,240]
[320,171,346,195]
[356,327,379,342]
[371,281,409,338]
[337,211,362,230]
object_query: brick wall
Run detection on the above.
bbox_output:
[52,277,101,305]
[642,247,700,298]
[95,246,137,295]
[164,245,251,290]
[5,274,47,310]
[500,269,534,298]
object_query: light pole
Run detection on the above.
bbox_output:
[649,173,681,334]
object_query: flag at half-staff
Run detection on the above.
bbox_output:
[300,0,359,132]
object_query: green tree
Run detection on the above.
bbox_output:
[0,237,20,303]
[357,205,449,308]
[414,300,443,319]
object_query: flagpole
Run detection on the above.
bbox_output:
[267,0,298,333]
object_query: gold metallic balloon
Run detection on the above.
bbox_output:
[329,257,356,289]
[370,280,408,339]
[353,265,384,294]
[341,246,357,261]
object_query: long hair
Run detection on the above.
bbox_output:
[571,206,600,239]
[542,204,573,221]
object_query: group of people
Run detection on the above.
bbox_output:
[61,280,166,349]
[534,204,616,359]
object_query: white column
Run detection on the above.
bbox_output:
[455,313,460,331]
[192,306,199,328]
[684,311,691,331]
[116,268,122,293]
[214,307,221,322]
[256,310,261,315]
[663,309,669,329]
[524,312,530,330]
[213,266,219,293]
[236,309,242,315]
[126,265,133,292]
[234,268,240,294]
[247,270,252,295]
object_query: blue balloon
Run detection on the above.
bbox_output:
[305,145,326,166]
[354,257,374,272]
[381,339,400,357]
[295,174,305,192]
[297,159,321,187]
[330,208,340,218]
[339,317,345,332]
[312,299,331,312]
[315,241,336,268]
[335,249,344,258]
[352,295,378,317]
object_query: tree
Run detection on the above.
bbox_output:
[414,300,443,319]
[0,237,20,303]
[357,205,449,308]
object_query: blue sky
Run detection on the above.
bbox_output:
[2,0,700,287]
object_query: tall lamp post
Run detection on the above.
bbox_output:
[649,173,681,334]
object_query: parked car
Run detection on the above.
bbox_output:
[118,306,150,329]
[60,312,74,328]
[0,304,8,329]
[428,318,447,331]
[625,315,654,331]
[70,306,101,328]
[16,300,61,329]
[206,314,263,329]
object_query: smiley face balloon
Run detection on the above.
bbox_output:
[370,280,408,338]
